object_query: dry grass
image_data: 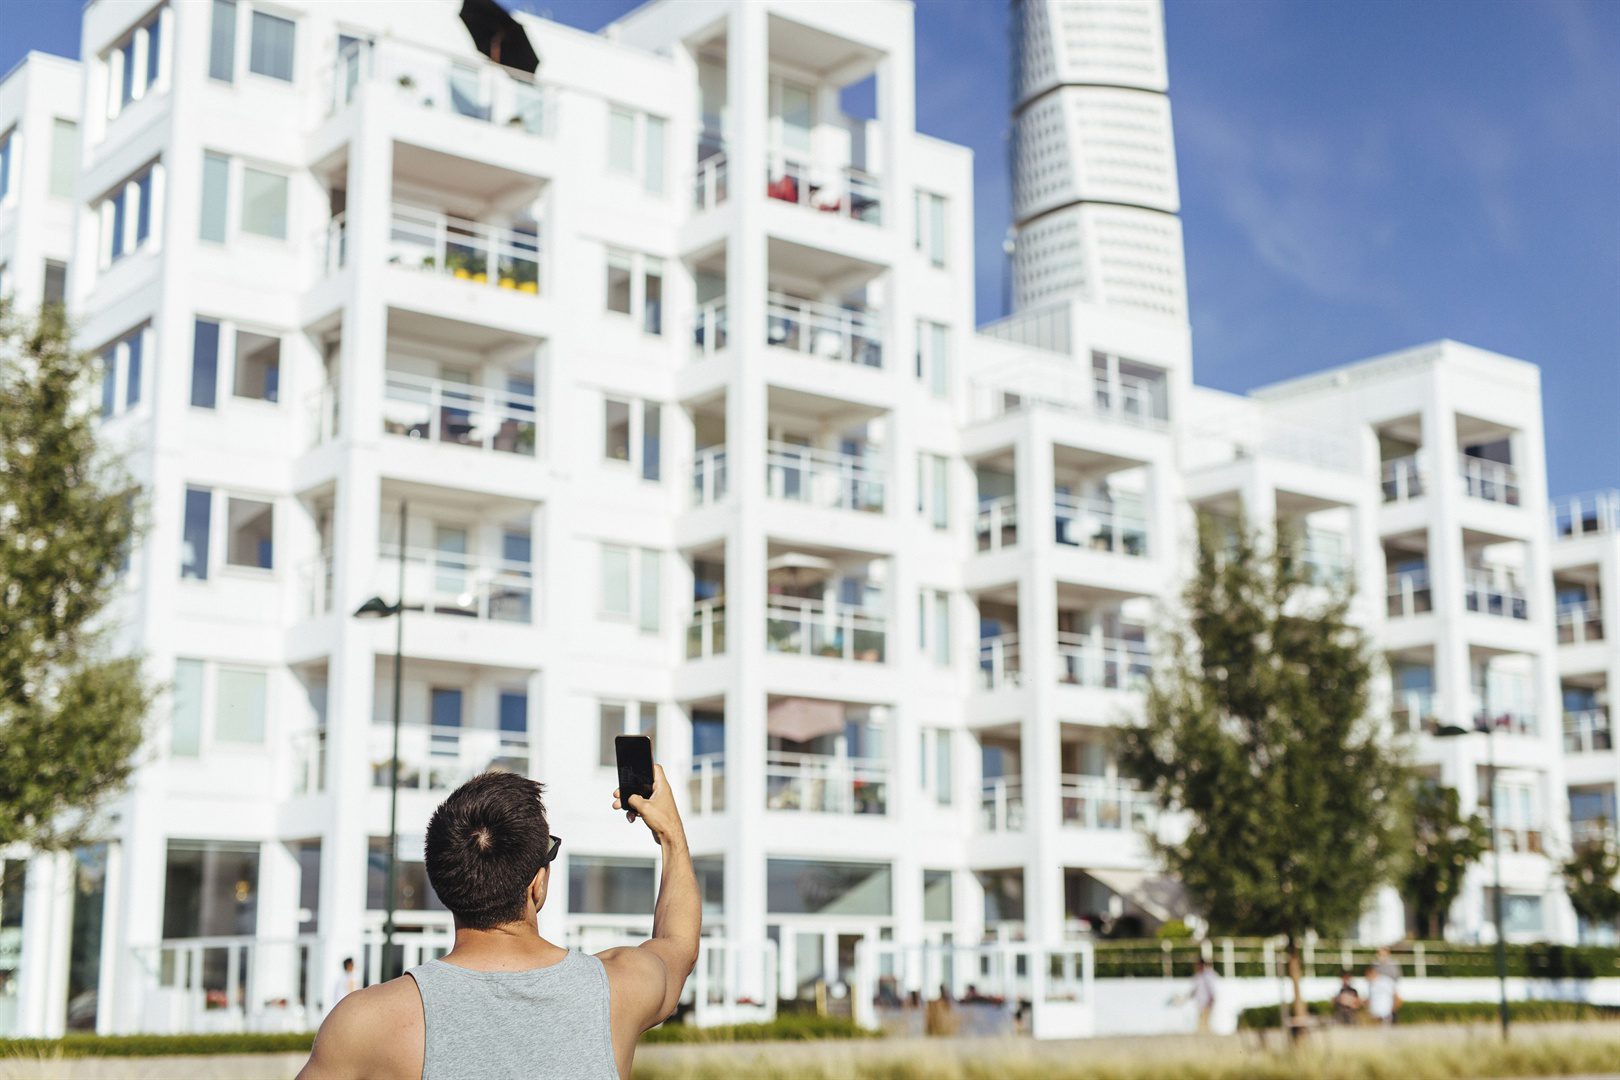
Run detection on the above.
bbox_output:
[632,1023,1620,1080]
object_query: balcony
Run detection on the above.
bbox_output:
[1056,634,1151,690]
[1552,490,1620,540]
[1471,701,1537,738]
[1386,568,1433,618]
[765,442,884,513]
[330,36,553,136]
[765,751,887,814]
[1283,531,1350,587]
[1054,496,1148,556]
[1393,689,1439,734]
[690,447,729,507]
[693,150,730,212]
[1572,818,1618,848]
[685,601,727,659]
[1381,455,1424,503]
[1459,457,1520,506]
[980,776,1024,832]
[765,155,882,225]
[766,293,883,369]
[388,204,541,295]
[1557,601,1605,645]
[766,598,885,662]
[380,372,537,456]
[1465,571,1528,620]
[290,729,326,795]
[371,724,531,792]
[691,299,729,361]
[378,545,534,623]
[687,754,726,815]
[301,552,336,618]
[1491,822,1544,856]
[1564,709,1613,754]
[971,361,1167,431]
[978,634,1022,690]
[975,496,1019,553]
[1061,776,1156,832]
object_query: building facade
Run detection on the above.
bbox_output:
[0,0,1608,1038]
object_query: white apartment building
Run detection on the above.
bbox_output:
[0,0,1605,1039]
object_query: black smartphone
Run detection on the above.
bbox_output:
[615,735,655,810]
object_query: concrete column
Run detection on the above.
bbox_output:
[1017,418,1063,941]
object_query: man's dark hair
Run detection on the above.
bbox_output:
[342,957,354,970]
[424,772,551,929]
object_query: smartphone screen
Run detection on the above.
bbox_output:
[615,734,655,802]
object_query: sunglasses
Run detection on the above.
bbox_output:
[542,834,562,866]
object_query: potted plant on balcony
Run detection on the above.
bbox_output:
[445,248,473,281]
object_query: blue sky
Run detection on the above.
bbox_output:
[3,0,1615,493]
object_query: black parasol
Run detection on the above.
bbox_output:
[459,0,540,74]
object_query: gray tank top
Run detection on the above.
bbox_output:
[407,949,619,1080]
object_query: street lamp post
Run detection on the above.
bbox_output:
[1435,716,1509,1040]
[355,500,408,980]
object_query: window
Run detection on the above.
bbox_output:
[241,166,288,239]
[920,728,953,806]
[199,152,229,242]
[170,660,268,754]
[0,129,12,201]
[172,658,205,756]
[190,319,221,407]
[600,545,631,616]
[366,838,446,912]
[105,9,164,118]
[606,250,632,315]
[249,10,296,82]
[641,402,661,481]
[604,398,631,460]
[499,691,527,735]
[767,859,892,916]
[605,106,666,194]
[924,869,953,922]
[597,700,657,768]
[568,856,656,915]
[917,453,949,531]
[599,543,659,629]
[209,0,236,82]
[50,119,77,198]
[604,248,663,335]
[914,190,946,267]
[638,549,661,631]
[919,589,950,666]
[182,487,211,580]
[42,261,67,307]
[603,395,662,480]
[643,259,663,335]
[226,497,274,569]
[162,841,260,938]
[233,329,280,400]
[97,325,149,419]
[215,668,268,742]
[98,161,160,267]
[916,320,949,398]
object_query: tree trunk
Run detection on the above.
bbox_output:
[1286,936,1306,1040]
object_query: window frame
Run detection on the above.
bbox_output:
[918,587,951,667]
[603,247,665,336]
[97,160,163,269]
[915,319,950,399]
[914,189,947,268]
[103,7,168,120]
[170,657,273,757]
[96,324,151,421]
[916,452,950,531]
[598,542,661,631]
[180,485,278,582]
[604,104,668,195]
[0,128,13,204]
[601,393,663,481]
[190,315,284,408]
[596,698,658,768]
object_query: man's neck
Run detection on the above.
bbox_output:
[442,918,568,972]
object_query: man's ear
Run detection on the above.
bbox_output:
[530,864,549,912]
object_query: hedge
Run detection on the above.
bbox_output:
[0,1033,316,1059]
[1237,998,1620,1030]
[1094,940,1620,980]
[644,1014,875,1043]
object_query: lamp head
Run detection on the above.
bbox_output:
[354,595,400,618]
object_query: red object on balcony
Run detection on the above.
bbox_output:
[767,175,799,203]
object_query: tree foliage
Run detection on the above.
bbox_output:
[0,301,150,849]
[1115,516,1412,1017]
[1563,823,1620,931]
[1401,781,1488,939]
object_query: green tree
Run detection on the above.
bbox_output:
[1563,822,1620,934]
[0,301,150,850]
[1115,517,1412,1022]
[1401,781,1488,939]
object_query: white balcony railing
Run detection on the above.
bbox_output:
[1459,457,1521,506]
[330,36,554,135]
[1564,709,1612,754]
[1054,495,1149,556]
[1061,775,1156,832]
[971,362,1167,432]
[1381,454,1425,503]
[978,633,1022,690]
[693,151,729,211]
[306,382,340,446]
[765,155,882,225]
[691,298,729,360]
[688,753,726,814]
[975,495,1018,553]
[290,729,326,795]
[378,545,535,623]
[382,371,538,456]
[1393,689,1439,734]
[765,293,883,368]
[1285,531,1350,586]
[128,935,322,1034]
[300,552,336,618]
[1572,818,1619,848]
[685,600,726,659]
[1465,570,1528,620]
[1386,567,1433,618]
[317,212,347,277]
[1471,700,1537,737]
[1557,601,1605,645]
[371,724,532,792]
[690,447,729,506]
[765,752,888,815]
[1056,633,1151,689]
[1552,490,1620,540]
[765,598,886,662]
[980,776,1025,832]
[765,442,885,513]
[389,204,542,295]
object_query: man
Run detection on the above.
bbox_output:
[1365,961,1398,1026]
[298,765,698,1079]
[1331,969,1362,1025]
[326,957,357,1016]
[1188,957,1219,1034]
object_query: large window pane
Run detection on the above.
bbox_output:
[171,658,205,757]
[214,668,267,743]
[124,330,143,408]
[200,153,229,243]
[50,119,77,198]
[135,170,152,245]
[927,193,946,267]
[924,869,953,922]
[190,318,220,408]
[226,496,274,569]
[607,108,635,173]
[498,692,527,734]
[643,115,666,194]
[209,0,236,83]
[182,487,211,580]
[779,83,813,153]
[934,728,953,805]
[248,10,295,82]
[162,840,260,938]
[767,858,892,916]
[600,544,630,616]
[109,188,127,260]
[241,168,288,239]
[605,251,632,315]
[638,548,660,632]
[430,687,463,730]
[640,402,661,480]
[120,40,136,107]
[366,839,446,911]
[598,703,625,767]
[567,855,655,915]
[145,16,163,88]
[642,262,663,336]
[694,856,724,922]
[234,329,280,402]
[603,399,630,461]
[99,350,117,419]
[43,261,67,307]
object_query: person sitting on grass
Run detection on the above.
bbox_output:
[297,766,698,1080]
[1332,970,1362,1024]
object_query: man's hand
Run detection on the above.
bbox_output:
[613,764,685,847]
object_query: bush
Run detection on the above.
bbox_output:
[1237,998,1620,1030]
[643,1013,875,1044]
[0,1033,315,1059]
[1091,939,1620,980]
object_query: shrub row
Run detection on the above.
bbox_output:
[0,1033,316,1059]
[644,1013,875,1043]
[1236,998,1620,1030]
[1094,941,1620,980]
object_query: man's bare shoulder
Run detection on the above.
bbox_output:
[595,946,669,1021]
[298,976,423,1080]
